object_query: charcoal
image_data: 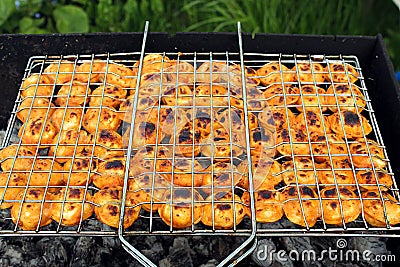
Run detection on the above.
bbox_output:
[279,236,321,267]
[348,237,387,267]
[159,237,193,267]
[251,238,276,267]
[36,237,69,267]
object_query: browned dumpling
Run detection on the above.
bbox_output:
[44,62,75,84]
[258,107,295,132]
[11,188,52,230]
[317,158,356,189]
[48,129,89,163]
[327,111,372,139]
[55,81,90,107]
[118,95,159,122]
[257,62,295,86]
[356,170,393,191]
[139,73,167,94]
[282,157,317,187]
[50,108,84,132]
[89,85,127,108]
[128,173,169,213]
[362,190,400,227]
[28,159,64,188]
[201,162,243,195]
[292,111,328,138]
[162,85,193,106]
[92,157,126,189]
[325,84,366,112]
[349,139,386,169]
[242,190,283,223]
[0,172,27,209]
[82,107,121,133]
[174,122,202,157]
[140,54,170,75]
[18,117,58,148]
[250,127,276,157]
[50,188,94,226]
[295,85,327,112]
[158,188,203,229]
[168,158,209,187]
[75,60,106,83]
[228,64,260,94]
[91,129,124,159]
[280,186,321,227]
[0,145,37,171]
[164,60,194,85]
[20,73,54,98]
[311,134,348,163]
[325,62,359,84]
[320,187,361,225]
[246,158,282,191]
[93,186,141,228]
[100,63,136,88]
[195,85,228,107]
[63,151,98,186]
[293,62,326,83]
[276,128,310,157]
[17,97,55,123]
[263,84,300,107]
[196,61,228,84]
[201,192,246,229]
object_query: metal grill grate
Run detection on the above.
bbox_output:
[0,22,399,266]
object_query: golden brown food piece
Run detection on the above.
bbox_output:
[128,173,169,213]
[11,187,52,230]
[242,190,283,223]
[257,62,295,86]
[100,63,135,88]
[201,161,243,195]
[250,127,276,158]
[247,158,282,190]
[326,62,359,84]
[325,84,366,112]
[201,192,246,229]
[89,85,127,108]
[276,128,310,157]
[75,60,106,83]
[162,85,193,106]
[258,107,295,132]
[27,159,64,188]
[0,172,27,209]
[311,134,348,163]
[356,170,393,191]
[196,61,228,84]
[158,188,203,229]
[17,97,54,123]
[292,111,328,137]
[317,158,356,189]
[48,129,89,163]
[320,187,361,225]
[362,190,400,227]
[18,117,58,148]
[93,157,126,189]
[139,54,170,75]
[139,72,167,94]
[349,139,387,169]
[118,95,158,122]
[90,129,124,159]
[327,111,372,139]
[50,188,94,226]
[63,151,98,186]
[263,84,300,107]
[128,145,172,178]
[280,186,321,227]
[293,62,326,83]
[55,81,90,107]
[282,157,317,187]
[168,158,210,187]
[194,85,227,107]
[93,186,141,228]
[165,60,194,85]
[20,73,54,98]
[0,145,37,171]
[295,85,327,112]
[228,64,260,94]
[82,107,121,133]
[44,62,75,84]
[50,107,84,132]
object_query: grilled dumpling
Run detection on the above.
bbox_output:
[0,145,37,171]
[91,129,124,159]
[0,172,27,209]
[317,158,356,189]
[280,186,321,227]
[276,128,310,157]
[326,62,359,84]
[17,97,54,123]
[258,107,295,132]
[63,151,98,186]
[311,134,348,163]
[50,188,94,226]
[295,85,327,112]
[20,73,54,98]
[325,84,365,112]
[18,117,58,148]
[27,159,64,188]
[44,62,75,84]
[50,107,84,132]
[48,129,89,163]
[362,190,400,227]
[75,60,106,83]
[242,190,283,223]
[327,110,372,139]
[89,85,127,108]
[11,188,52,230]
[100,63,135,88]
[92,157,126,189]
[356,170,393,191]
[263,84,300,107]
[349,138,386,169]
[320,187,361,225]
[282,157,317,187]
[83,107,121,133]
[293,62,326,83]
[201,192,246,229]
[257,62,295,86]
[94,186,141,228]
[55,81,90,107]
[165,60,195,85]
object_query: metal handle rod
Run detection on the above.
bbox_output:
[118,20,157,267]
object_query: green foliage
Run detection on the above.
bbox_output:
[0,0,399,69]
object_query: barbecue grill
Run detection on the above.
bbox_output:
[0,22,399,266]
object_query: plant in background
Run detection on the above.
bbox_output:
[0,0,399,69]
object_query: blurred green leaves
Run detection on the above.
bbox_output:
[0,0,398,69]
[53,5,89,33]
